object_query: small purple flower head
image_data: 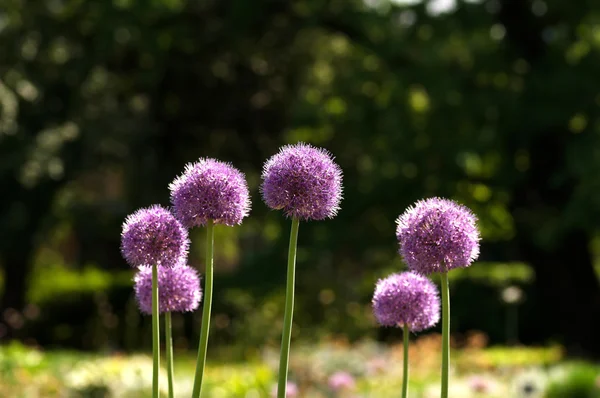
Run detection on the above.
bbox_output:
[372,272,440,332]
[270,381,299,398]
[134,265,202,314]
[169,158,251,228]
[396,197,480,274]
[261,142,343,221]
[328,371,356,391]
[121,205,189,268]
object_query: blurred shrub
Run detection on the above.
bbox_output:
[27,265,131,305]
[1,338,580,397]
[546,362,600,398]
[9,260,549,351]
[0,341,46,373]
[449,262,534,285]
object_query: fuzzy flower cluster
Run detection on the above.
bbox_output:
[372,272,440,332]
[134,265,202,314]
[396,197,480,274]
[328,371,356,391]
[169,158,251,228]
[261,143,343,221]
[121,205,189,268]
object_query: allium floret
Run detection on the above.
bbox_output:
[372,272,440,332]
[169,158,251,228]
[121,205,189,268]
[261,142,343,220]
[396,197,480,274]
[134,265,202,314]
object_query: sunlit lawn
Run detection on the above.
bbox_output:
[1,336,598,398]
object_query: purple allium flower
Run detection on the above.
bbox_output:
[261,143,343,220]
[169,158,251,228]
[328,371,356,391]
[270,381,299,398]
[372,272,440,332]
[396,197,480,274]
[121,205,189,268]
[134,265,202,314]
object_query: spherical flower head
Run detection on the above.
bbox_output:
[134,265,202,314]
[261,142,343,221]
[328,371,356,391]
[270,381,299,398]
[372,272,440,332]
[396,197,480,274]
[121,205,189,268]
[169,158,251,228]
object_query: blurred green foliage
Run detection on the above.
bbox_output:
[546,362,600,398]
[449,262,533,285]
[466,346,564,367]
[0,259,544,353]
[28,266,131,304]
[1,340,586,397]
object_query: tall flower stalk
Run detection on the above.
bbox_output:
[133,264,202,398]
[372,272,440,398]
[121,205,190,398]
[402,323,409,398]
[170,158,250,398]
[151,263,160,398]
[396,198,480,398]
[165,312,174,398]
[192,219,214,396]
[277,217,299,396]
[440,271,450,398]
[261,143,343,398]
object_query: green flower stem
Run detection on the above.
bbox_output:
[402,323,409,398]
[165,312,175,398]
[440,271,450,398]
[192,219,215,398]
[277,217,300,398]
[152,263,160,398]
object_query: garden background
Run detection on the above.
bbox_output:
[1,0,599,396]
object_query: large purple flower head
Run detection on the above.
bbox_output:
[396,197,480,274]
[134,265,202,314]
[169,158,251,228]
[121,205,189,268]
[261,143,343,220]
[372,272,440,332]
